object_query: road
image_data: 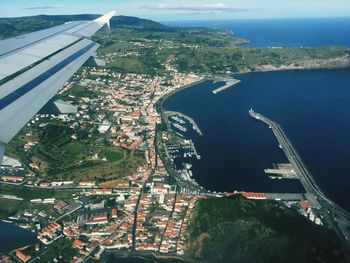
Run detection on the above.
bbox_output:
[249,109,350,251]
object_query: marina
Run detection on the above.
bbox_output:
[160,109,203,193]
[165,139,201,163]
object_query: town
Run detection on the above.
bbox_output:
[0,44,208,262]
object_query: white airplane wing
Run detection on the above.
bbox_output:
[0,11,115,162]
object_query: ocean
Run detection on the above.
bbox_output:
[165,17,350,48]
[163,18,350,212]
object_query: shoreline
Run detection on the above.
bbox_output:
[104,250,191,262]
[159,78,208,111]
[236,63,350,75]
[156,78,210,194]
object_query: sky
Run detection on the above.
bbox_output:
[1,0,350,21]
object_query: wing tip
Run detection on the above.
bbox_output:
[94,11,116,25]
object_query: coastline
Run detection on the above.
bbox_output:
[158,78,208,112]
[155,78,210,194]
[104,250,191,263]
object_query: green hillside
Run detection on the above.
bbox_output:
[186,196,346,263]
[0,14,170,39]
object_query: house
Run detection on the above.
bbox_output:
[72,239,85,249]
[111,208,118,218]
[15,250,31,262]
[79,181,95,187]
[240,192,266,200]
[1,175,24,182]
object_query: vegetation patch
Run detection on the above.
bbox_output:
[101,147,125,162]
[99,178,129,188]
[186,196,346,263]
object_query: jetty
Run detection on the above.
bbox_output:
[249,108,350,245]
[212,79,241,94]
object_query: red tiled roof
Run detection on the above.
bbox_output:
[240,192,265,199]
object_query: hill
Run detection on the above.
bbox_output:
[0,14,349,75]
[0,14,170,39]
[185,196,347,263]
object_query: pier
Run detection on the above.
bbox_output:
[249,109,350,245]
[264,163,298,179]
[212,79,241,94]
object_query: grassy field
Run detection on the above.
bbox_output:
[99,178,129,188]
[186,196,346,263]
[0,185,78,200]
[101,147,125,162]
[0,199,23,218]
[36,237,77,263]
[34,124,85,163]
[43,149,143,183]
[0,186,79,218]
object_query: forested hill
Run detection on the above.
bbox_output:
[0,14,171,39]
[186,196,347,263]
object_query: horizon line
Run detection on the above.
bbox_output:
[0,13,350,22]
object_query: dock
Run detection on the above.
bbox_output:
[212,79,241,94]
[189,140,201,160]
[172,123,187,132]
[264,163,298,179]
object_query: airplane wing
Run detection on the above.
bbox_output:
[0,11,115,162]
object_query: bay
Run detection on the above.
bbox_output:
[164,68,350,211]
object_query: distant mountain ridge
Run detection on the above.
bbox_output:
[0,14,171,39]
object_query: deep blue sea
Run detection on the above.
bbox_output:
[165,18,350,47]
[163,18,350,212]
